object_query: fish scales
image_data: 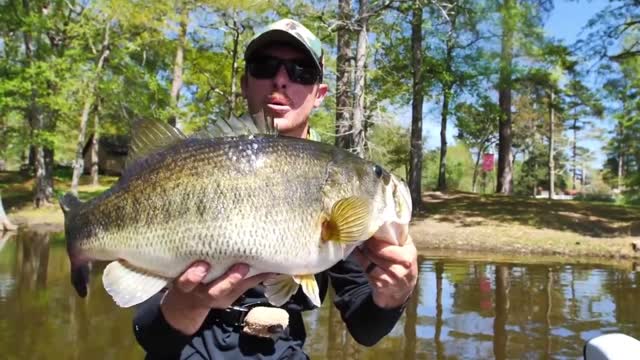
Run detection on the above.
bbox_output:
[73,136,339,278]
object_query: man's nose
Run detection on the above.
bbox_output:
[272,65,289,89]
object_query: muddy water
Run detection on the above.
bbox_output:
[1,230,638,359]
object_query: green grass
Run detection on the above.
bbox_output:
[411,191,640,259]
[0,169,118,227]
[416,191,639,238]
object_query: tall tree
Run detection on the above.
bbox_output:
[562,80,603,190]
[71,19,111,195]
[455,97,499,192]
[351,0,369,157]
[335,0,354,151]
[169,2,189,127]
[90,104,100,186]
[496,0,515,194]
[425,0,484,191]
[409,0,424,210]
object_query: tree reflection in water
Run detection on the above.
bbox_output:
[1,230,639,359]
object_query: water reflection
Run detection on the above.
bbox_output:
[0,230,639,359]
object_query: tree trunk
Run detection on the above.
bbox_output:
[617,123,624,191]
[351,0,368,157]
[548,91,555,200]
[169,4,188,127]
[335,0,353,151]
[227,14,242,119]
[0,193,18,231]
[90,98,101,186]
[33,146,54,207]
[572,118,577,190]
[71,23,110,195]
[438,88,450,191]
[472,144,487,193]
[22,1,35,173]
[497,0,514,195]
[409,1,424,210]
[91,110,100,186]
[23,0,53,207]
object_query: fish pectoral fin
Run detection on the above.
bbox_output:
[322,196,372,244]
[296,274,321,308]
[263,275,300,307]
[102,260,169,308]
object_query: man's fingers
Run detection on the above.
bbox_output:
[355,246,409,278]
[364,241,415,268]
[175,261,210,293]
[227,273,275,300]
[372,222,409,246]
[206,263,250,297]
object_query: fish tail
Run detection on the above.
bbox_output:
[59,192,91,298]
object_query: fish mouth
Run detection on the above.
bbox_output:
[385,175,413,224]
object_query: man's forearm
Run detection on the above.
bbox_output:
[160,288,211,335]
[329,257,406,347]
[337,282,405,346]
[133,292,195,358]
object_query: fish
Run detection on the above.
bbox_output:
[59,116,412,308]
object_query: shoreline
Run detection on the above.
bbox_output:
[6,203,640,266]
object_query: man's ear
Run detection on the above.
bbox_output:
[313,84,329,108]
[241,74,248,98]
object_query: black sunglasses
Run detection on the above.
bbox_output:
[247,55,321,85]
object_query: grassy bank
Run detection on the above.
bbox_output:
[410,192,640,260]
[3,171,639,261]
[0,169,117,230]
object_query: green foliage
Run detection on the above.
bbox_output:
[368,119,411,180]
[422,141,474,191]
[0,0,636,204]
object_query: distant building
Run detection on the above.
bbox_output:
[82,134,129,176]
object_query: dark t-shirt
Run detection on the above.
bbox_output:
[133,253,405,359]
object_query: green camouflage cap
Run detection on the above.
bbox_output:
[245,19,323,80]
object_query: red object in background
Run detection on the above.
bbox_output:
[482,153,494,172]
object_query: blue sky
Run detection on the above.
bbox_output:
[406,1,611,169]
[545,1,611,168]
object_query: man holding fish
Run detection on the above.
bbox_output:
[114,19,418,359]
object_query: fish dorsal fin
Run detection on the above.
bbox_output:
[250,111,278,135]
[59,192,83,215]
[126,119,186,167]
[194,111,278,139]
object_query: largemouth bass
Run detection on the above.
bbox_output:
[60,118,412,308]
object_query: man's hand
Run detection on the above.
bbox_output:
[160,262,273,335]
[353,227,418,309]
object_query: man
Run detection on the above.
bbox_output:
[133,19,418,359]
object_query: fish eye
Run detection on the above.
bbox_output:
[373,165,383,178]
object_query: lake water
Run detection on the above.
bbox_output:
[1,229,639,359]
